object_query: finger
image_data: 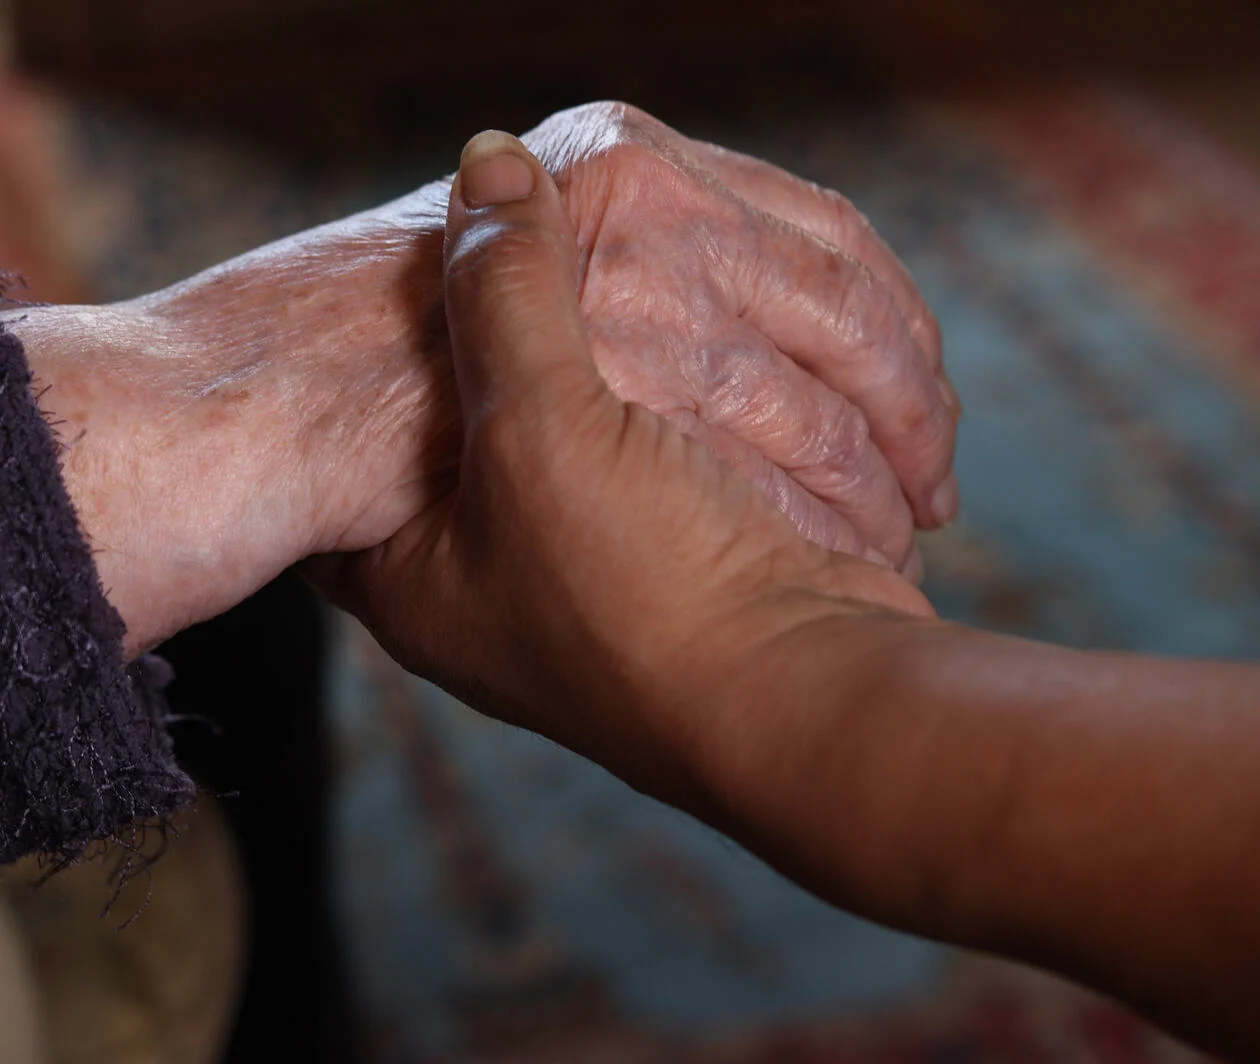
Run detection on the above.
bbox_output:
[660,406,872,560]
[669,327,915,568]
[444,130,607,434]
[689,140,950,385]
[735,220,959,529]
[669,409,932,596]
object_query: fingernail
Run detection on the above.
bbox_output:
[930,472,959,526]
[460,130,536,208]
[901,544,925,585]
[863,546,893,568]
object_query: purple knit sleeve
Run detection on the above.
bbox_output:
[0,324,194,865]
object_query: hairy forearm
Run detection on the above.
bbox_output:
[2,184,451,656]
[689,608,1260,1057]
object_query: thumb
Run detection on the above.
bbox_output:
[444,130,606,434]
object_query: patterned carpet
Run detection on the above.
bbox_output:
[23,80,1260,1061]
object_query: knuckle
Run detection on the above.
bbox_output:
[811,186,873,249]
[822,185,862,223]
[600,140,683,195]
[813,402,873,482]
[698,342,768,418]
[900,398,956,482]
[771,381,872,483]
[525,101,666,177]
[815,191,942,364]
[832,260,886,348]
[598,101,671,146]
[575,99,637,131]
[913,309,945,363]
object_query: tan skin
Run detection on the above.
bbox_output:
[2,102,957,657]
[319,133,1260,1062]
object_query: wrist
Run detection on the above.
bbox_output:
[9,301,300,654]
[9,179,453,656]
[141,189,454,555]
[675,601,977,935]
[688,613,1085,956]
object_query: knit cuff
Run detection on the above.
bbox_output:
[0,324,194,865]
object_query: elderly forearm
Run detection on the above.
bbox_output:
[687,611,1260,1059]
[3,187,450,657]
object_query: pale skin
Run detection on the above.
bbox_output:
[2,102,958,657]
[318,133,1260,1062]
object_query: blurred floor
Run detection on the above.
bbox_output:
[0,3,1258,1061]
[0,801,243,1064]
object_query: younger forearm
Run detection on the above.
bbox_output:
[692,609,1260,1058]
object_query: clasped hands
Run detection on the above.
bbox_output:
[16,102,958,700]
[21,109,1260,1060]
[315,126,945,807]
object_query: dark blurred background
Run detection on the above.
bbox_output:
[0,1,1258,1062]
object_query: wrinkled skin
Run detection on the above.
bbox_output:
[528,105,959,567]
[364,103,959,568]
[10,102,957,655]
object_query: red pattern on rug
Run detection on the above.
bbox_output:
[958,88,1260,392]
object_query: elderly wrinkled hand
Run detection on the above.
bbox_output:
[313,131,933,791]
[527,104,958,570]
[375,102,959,573]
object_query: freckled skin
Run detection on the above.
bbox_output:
[3,102,957,655]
